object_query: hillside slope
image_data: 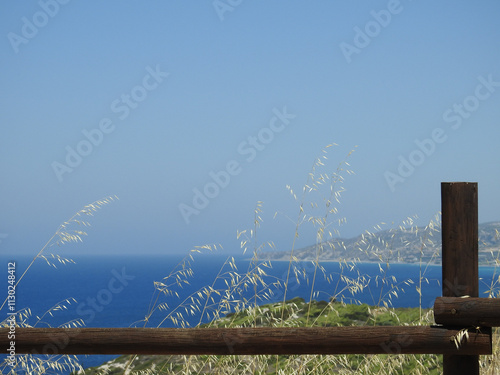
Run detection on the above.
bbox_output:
[77,298,437,375]
[263,222,500,265]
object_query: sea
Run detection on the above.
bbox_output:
[1,253,498,373]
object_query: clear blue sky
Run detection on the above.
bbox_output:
[1,1,500,256]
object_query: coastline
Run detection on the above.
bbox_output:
[255,257,498,268]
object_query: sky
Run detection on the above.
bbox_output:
[1,1,500,257]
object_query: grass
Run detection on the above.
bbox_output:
[79,298,439,375]
[0,196,117,375]
[2,145,500,374]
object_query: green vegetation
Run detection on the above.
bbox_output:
[78,298,441,375]
[218,297,425,328]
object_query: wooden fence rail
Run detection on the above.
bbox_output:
[435,297,500,327]
[2,182,497,375]
[0,326,492,356]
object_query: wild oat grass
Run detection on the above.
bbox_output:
[0,196,117,375]
[107,145,448,374]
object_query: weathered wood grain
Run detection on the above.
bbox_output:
[0,326,491,356]
[435,297,500,327]
[441,182,480,375]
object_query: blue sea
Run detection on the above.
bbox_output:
[1,254,498,373]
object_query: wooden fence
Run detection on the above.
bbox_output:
[2,182,499,375]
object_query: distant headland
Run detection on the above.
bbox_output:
[261,222,500,266]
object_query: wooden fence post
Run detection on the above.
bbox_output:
[441,182,479,375]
